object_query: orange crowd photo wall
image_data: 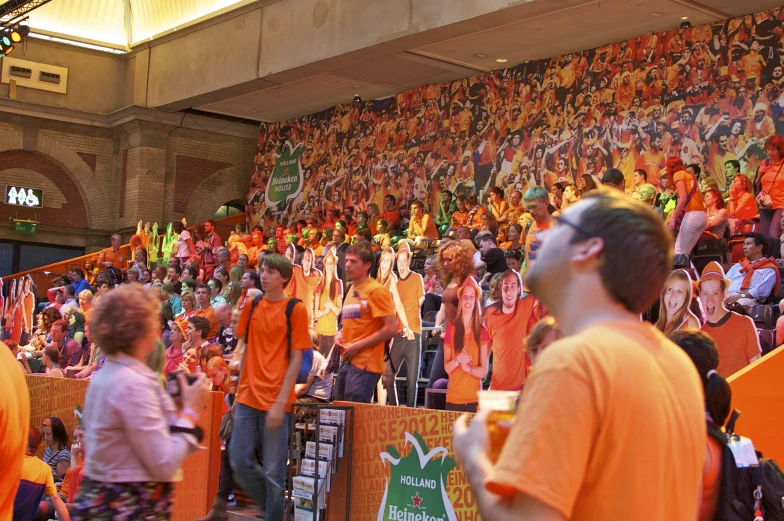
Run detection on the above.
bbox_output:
[24,375,224,521]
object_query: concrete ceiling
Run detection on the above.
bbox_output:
[195,0,784,123]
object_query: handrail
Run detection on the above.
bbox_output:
[2,213,246,299]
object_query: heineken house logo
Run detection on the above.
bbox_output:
[377,432,457,521]
[265,141,304,208]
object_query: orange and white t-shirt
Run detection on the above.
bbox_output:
[0,344,30,521]
[485,296,540,390]
[444,323,490,405]
[486,321,704,521]
[396,272,425,334]
[236,297,312,412]
[340,278,395,374]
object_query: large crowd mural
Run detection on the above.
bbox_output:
[246,6,784,230]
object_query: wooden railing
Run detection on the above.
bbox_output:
[2,214,246,301]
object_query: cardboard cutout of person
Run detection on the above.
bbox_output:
[292,247,322,329]
[314,248,343,359]
[382,246,425,407]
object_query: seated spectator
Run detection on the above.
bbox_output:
[68,268,91,296]
[178,347,199,375]
[637,183,664,219]
[477,234,508,283]
[162,283,183,315]
[42,346,64,378]
[193,284,220,337]
[20,307,61,355]
[6,341,32,374]
[525,316,563,368]
[60,424,86,504]
[601,168,626,191]
[423,255,443,295]
[496,224,510,250]
[187,316,216,354]
[47,284,77,311]
[61,305,86,346]
[382,194,402,233]
[199,345,222,372]
[435,190,455,229]
[465,193,486,230]
[42,417,70,483]
[14,427,71,521]
[296,349,333,403]
[504,249,522,272]
[703,188,728,239]
[408,200,438,245]
[727,173,758,233]
[208,278,227,306]
[655,270,701,333]
[667,329,732,521]
[724,233,779,305]
[698,261,761,377]
[480,211,499,237]
[205,356,230,393]
[49,319,82,368]
[165,322,187,376]
[214,303,237,356]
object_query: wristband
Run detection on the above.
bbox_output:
[180,408,199,423]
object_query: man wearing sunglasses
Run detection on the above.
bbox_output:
[455,189,705,521]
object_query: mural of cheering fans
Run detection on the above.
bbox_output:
[246,7,784,226]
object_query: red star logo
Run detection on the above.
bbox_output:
[411,492,423,509]
[283,167,290,175]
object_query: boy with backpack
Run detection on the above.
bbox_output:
[229,254,311,521]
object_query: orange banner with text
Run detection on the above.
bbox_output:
[328,402,480,521]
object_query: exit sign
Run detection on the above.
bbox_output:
[6,185,43,208]
[14,221,37,235]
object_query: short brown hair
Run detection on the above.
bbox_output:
[576,190,673,314]
[346,241,376,265]
[187,316,211,339]
[259,253,293,286]
[90,284,159,355]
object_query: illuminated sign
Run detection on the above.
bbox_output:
[5,185,43,208]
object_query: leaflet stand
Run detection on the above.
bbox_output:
[289,403,354,521]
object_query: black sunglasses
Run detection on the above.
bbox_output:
[553,215,596,238]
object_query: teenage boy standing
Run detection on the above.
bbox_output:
[334,242,397,403]
[229,254,310,521]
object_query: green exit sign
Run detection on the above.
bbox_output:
[14,221,37,235]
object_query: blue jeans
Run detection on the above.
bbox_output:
[334,362,380,403]
[229,403,290,521]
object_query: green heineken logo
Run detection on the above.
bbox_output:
[265,141,304,208]
[378,432,457,521]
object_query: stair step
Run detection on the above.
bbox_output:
[227,505,264,520]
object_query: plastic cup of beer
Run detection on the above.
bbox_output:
[478,390,520,463]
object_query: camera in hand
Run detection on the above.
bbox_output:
[166,371,198,398]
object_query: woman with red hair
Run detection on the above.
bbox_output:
[666,156,706,259]
[755,135,784,244]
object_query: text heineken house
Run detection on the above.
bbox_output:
[388,505,446,521]
[270,173,299,194]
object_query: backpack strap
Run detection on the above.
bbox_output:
[285,298,301,360]
[725,409,741,437]
[239,294,264,381]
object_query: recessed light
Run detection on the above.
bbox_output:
[495,58,508,63]
[475,53,487,58]
[650,11,663,16]
[681,16,689,20]
[352,85,361,88]
[249,110,258,114]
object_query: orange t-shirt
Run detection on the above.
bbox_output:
[444,323,490,405]
[758,159,784,210]
[340,278,395,374]
[396,272,424,334]
[673,170,705,213]
[97,247,126,270]
[451,210,468,226]
[700,435,722,521]
[408,214,439,240]
[236,297,312,411]
[0,343,30,521]
[193,305,220,338]
[292,268,322,325]
[381,209,401,230]
[701,311,760,377]
[486,321,705,521]
[729,192,757,221]
[485,296,540,390]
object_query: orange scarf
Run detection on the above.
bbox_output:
[740,257,780,297]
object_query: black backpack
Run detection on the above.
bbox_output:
[709,410,784,521]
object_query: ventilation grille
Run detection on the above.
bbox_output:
[2,57,68,94]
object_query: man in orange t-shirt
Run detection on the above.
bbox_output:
[334,242,397,403]
[0,342,30,521]
[454,190,704,521]
[193,285,220,338]
[485,271,540,390]
[97,234,126,271]
[408,200,439,244]
[229,254,311,521]
[381,195,402,233]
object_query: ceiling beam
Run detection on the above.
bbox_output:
[0,0,54,28]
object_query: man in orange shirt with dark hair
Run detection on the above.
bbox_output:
[334,241,397,403]
[454,190,705,521]
[230,253,310,521]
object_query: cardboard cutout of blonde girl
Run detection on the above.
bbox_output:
[443,279,489,412]
[292,247,322,327]
[314,248,343,358]
[375,247,414,406]
[284,243,301,296]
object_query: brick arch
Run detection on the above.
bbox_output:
[34,132,111,229]
[183,166,244,225]
[0,150,88,229]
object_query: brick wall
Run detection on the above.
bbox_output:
[0,149,88,229]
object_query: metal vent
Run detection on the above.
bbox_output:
[9,65,30,79]
[39,71,59,84]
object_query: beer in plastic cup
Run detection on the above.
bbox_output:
[478,390,519,463]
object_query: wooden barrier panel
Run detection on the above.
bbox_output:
[727,345,784,465]
[23,375,224,519]
[327,402,480,521]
